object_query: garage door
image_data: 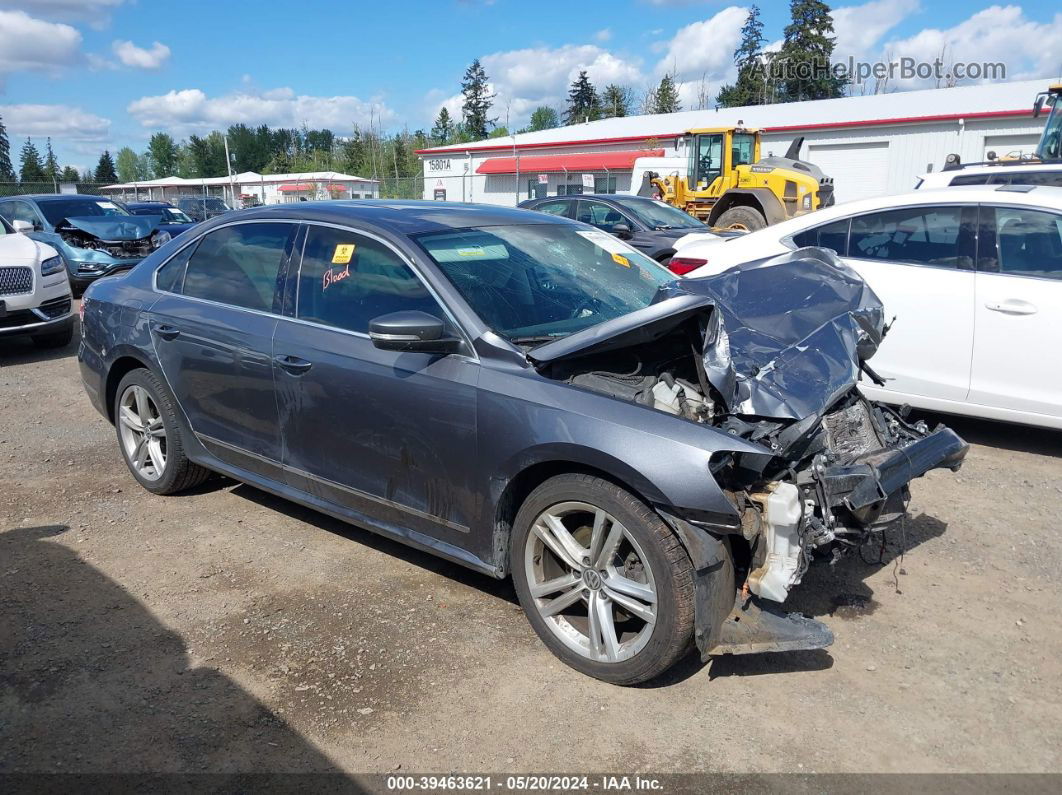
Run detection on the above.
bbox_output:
[807,142,889,203]
[983,134,1040,161]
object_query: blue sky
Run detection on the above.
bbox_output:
[0,0,1059,172]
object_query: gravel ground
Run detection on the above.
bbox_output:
[1,313,1060,775]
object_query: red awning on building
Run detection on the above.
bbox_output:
[475,149,664,175]
[278,183,315,192]
[325,184,350,192]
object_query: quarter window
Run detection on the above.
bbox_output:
[979,206,1062,280]
[848,206,975,268]
[791,218,850,254]
[533,200,572,217]
[295,226,442,334]
[155,241,199,293]
[182,223,293,312]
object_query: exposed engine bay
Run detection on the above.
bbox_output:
[56,215,168,260]
[532,248,968,615]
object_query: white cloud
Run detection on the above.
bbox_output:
[0,103,110,142]
[653,6,748,82]
[873,5,1062,89]
[0,0,126,25]
[832,0,920,59]
[127,87,395,134]
[0,9,81,83]
[594,28,612,42]
[112,39,171,69]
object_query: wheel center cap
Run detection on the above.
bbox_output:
[582,569,602,590]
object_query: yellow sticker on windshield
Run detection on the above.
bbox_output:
[456,246,486,257]
[612,252,630,267]
[332,244,356,264]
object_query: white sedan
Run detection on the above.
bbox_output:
[668,185,1062,430]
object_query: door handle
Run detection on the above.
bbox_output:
[151,322,180,340]
[985,299,1038,316]
[273,354,313,375]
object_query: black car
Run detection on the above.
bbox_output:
[518,193,726,265]
[174,195,232,223]
[78,200,966,684]
[125,201,199,238]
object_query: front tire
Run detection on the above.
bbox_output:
[715,205,767,232]
[511,473,695,685]
[113,368,210,495]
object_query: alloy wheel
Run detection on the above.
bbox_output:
[118,384,167,481]
[524,501,658,664]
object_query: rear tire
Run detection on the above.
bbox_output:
[715,205,767,232]
[113,368,210,495]
[31,326,73,349]
[511,473,695,685]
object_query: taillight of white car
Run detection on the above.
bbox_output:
[667,257,708,276]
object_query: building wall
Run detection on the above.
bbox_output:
[421,116,1044,207]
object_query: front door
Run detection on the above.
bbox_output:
[968,205,1062,420]
[843,205,978,403]
[148,221,298,477]
[272,223,479,542]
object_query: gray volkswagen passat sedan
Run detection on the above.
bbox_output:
[78,201,967,684]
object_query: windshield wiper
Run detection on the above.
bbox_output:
[509,334,566,346]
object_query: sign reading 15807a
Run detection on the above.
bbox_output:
[427,159,452,172]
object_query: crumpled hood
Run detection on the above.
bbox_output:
[530,247,885,422]
[61,215,161,241]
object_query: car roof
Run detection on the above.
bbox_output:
[229,199,571,234]
[805,184,1062,219]
[10,194,112,203]
[918,162,1062,180]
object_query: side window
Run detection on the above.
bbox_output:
[155,240,199,293]
[791,218,850,254]
[8,201,40,227]
[1019,172,1062,188]
[848,206,975,268]
[182,223,293,312]
[533,200,571,217]
[295,226,442,334]
[949,174,991,186]
[0,202,12,223]
[576,201,629,233]
[980,206,1062,280]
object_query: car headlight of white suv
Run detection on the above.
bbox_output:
[41,255,65,277]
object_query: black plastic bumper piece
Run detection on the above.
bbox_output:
[704,594,834,658]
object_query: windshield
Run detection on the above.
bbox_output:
[181,198,229,213]
[132,207,193,223]
[610,197,706,230]
[1038,96,1062,160]
[416,224,674,342]
[37,198,130,227]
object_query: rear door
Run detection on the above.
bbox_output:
[842,204,978,402]
[968,204,1062,420]
[148,221,298,478]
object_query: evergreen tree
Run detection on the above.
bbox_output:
[774,0,846,101]
[19,138,46,183]
[717,5,767,107]
[43,138,60,184]
[600,85,633,118]
[650,74,682,114]
[564,71,600,125]
[60,165,80,183]
[460,59,496,140]
[0,114,14,182]
[94,150,117,184]
[528,106,559,131]
[430,107,455,145]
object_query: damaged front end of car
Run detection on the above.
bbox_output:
[51,216,170,283]
[530,247,968,659]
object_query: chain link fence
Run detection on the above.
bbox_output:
[0,182,109,198]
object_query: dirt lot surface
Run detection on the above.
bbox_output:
[2,315,1061,776]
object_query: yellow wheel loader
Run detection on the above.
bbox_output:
[636,126,835,231]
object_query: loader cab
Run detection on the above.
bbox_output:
[685,127,761,194]
[1033,85,1062,161]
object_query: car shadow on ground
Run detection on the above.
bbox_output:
[908,409,1062,457]
[0,317,80,366]
[0,524,345,776]
[230,484,520,607]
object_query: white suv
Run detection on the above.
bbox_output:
[0,215,74,348]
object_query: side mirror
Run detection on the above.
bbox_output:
[1033,95,1045,118]
[611,223,633,239]
[369,310,461,354]
[11,219,32,234]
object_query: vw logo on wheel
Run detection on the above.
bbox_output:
[582,569,602,590]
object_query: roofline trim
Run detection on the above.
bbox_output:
[415,108,1031,156]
